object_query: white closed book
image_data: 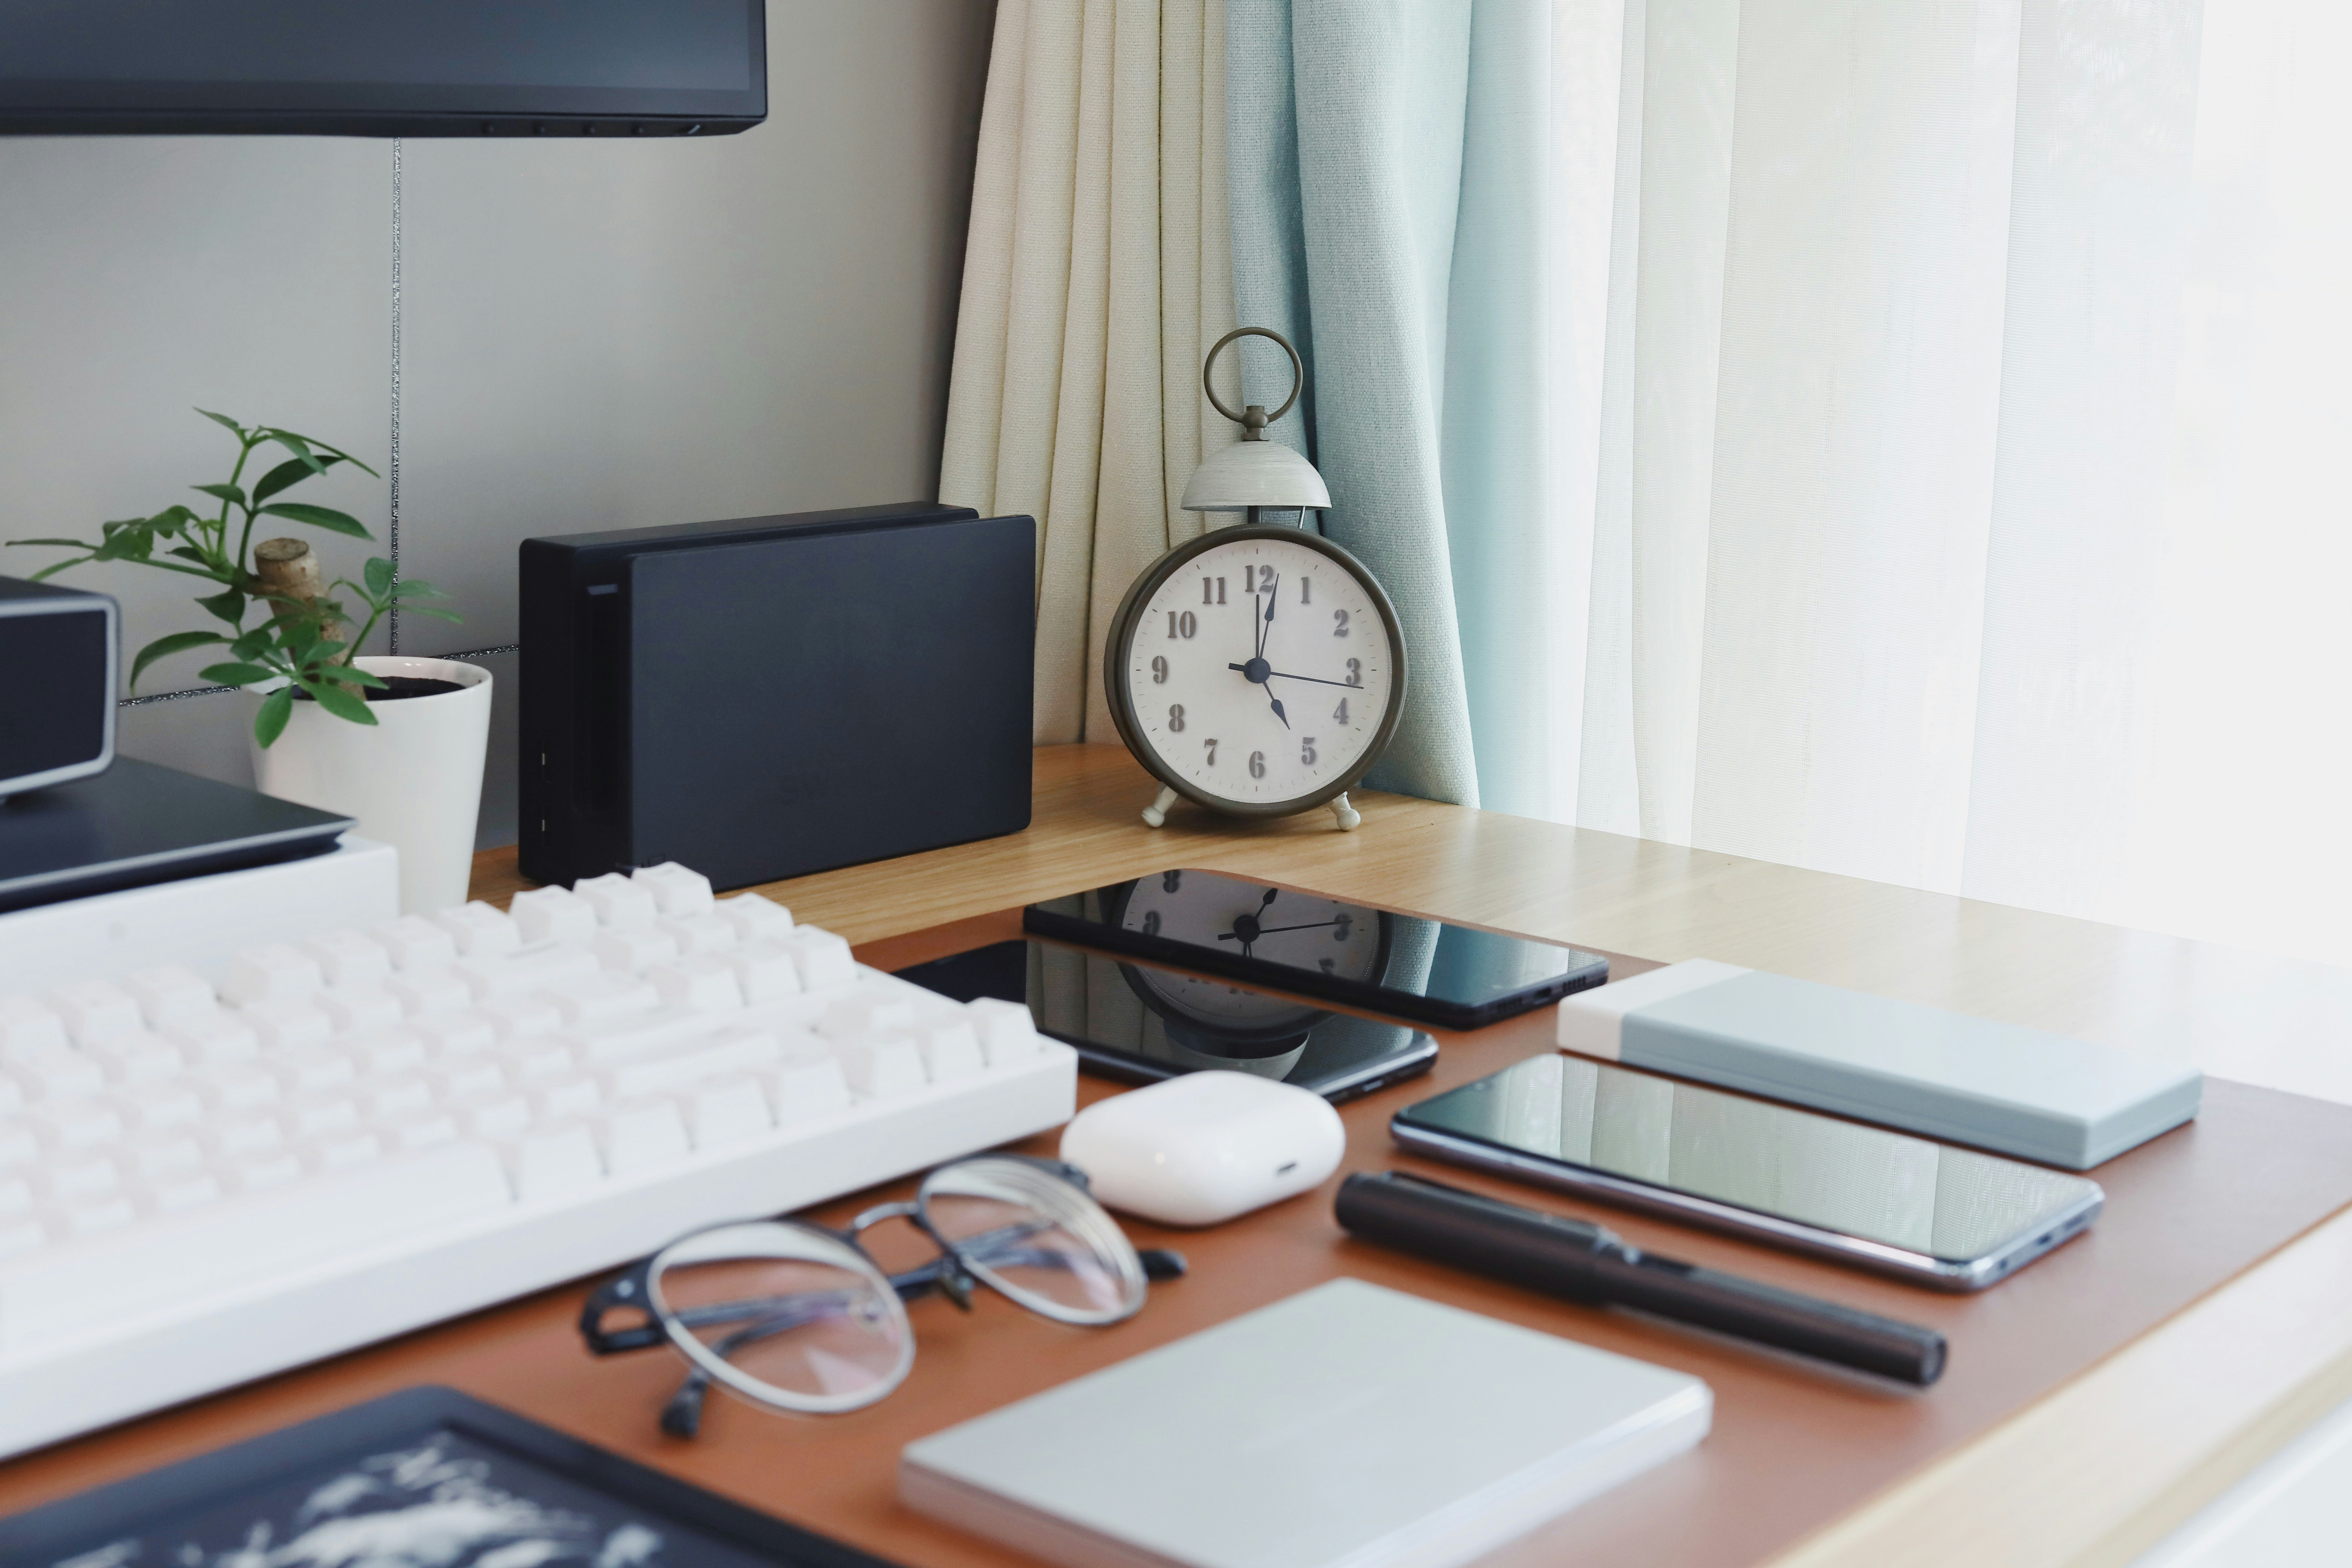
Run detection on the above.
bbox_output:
[899,1278,1710,1568]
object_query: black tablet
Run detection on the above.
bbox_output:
[1023,870,1610,1031]
[0,1386,896,1568]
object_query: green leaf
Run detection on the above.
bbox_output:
[24,557,91,582]
[251,456,327,505]
[262,428,379,478]
[230,629,273,660]
[401,606,465,624]
[301,677,378,725]
[191,482,246,506]
[256,502,372,540]
[196,408,247,438]
[389,577,450,600]
[197,587,247,626]
[263,431,325,475]
[5,536,95,550]
[253,686,296,748]
[363,557,395,599]
[321,663,387,688]
[199,662,280,687]
[129,631,227,692]
[165,545,209,565]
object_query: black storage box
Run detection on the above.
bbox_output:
[519,503,1034,891]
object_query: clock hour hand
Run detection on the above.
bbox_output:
[1268,694,1289,729]
[1223,890,1279,956]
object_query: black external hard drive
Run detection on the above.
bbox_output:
[519,504,1035,891]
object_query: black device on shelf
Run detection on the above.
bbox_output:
[1024,869,1611,1031]
[0,758,354,916]
[519,503,1035,893]
[0,575,116,801]
[0,1386,892,1568]
[896,936,1439,1104]
[0,0,765,138]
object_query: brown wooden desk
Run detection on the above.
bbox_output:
[5,744,2350,1568]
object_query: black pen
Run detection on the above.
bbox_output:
[1334,1171,1948,1386]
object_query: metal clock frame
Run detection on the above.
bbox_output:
[1103,523,1409,821]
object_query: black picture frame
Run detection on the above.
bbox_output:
[0,1386,899,1568]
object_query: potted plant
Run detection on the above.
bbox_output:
[9,409,488,916]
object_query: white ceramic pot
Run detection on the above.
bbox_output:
[250,655,492,916]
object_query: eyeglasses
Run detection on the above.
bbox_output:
[578,1154,1184,1435]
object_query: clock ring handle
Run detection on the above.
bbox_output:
[1203,326,1305,434]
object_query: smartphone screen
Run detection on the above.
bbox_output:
[1395,1053,2102,1280]
[896,936,1438,1102]
[1024,870,1609,1029]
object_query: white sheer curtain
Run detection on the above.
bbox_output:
[1542,0,2352,969]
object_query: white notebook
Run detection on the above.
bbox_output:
[899,1278,1710,1568]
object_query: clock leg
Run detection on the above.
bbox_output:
[1141,785,1180,828]
[1330,792,1360,831]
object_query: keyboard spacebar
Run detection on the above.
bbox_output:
[0,1144,512,1351]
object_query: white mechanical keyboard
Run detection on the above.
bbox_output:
[0,862,1073,1458]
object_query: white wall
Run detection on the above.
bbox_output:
[0,0,995,848]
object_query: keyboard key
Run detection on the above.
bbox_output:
[0,1072,20,1118]
[502,1039,579,1083]
[121,1133,204,1180]
[191,1065,280,1113]
[510,886,598,946]
[565,1007,730,1066]
[594,927,680,972]
[526,1075,602,1121]
[659,915,736,956]
[497,1122,604,1200]
[240,1000,334,1052]
[482,996,563,1039]
[373,916,459,972]
[197,1114,284,1162]
[554,973,660,1026]
[48,982,145,1045]
[415,1013,499,1057]
[0,1219,43,1261]
[758,1057,854,1124]
[347,1031,429,1076]
[633,862,714,919]
[433,902,522,958]
[683,1076,771,1148]
[966,999,1045,1064]
[728,942,801,1003]
[456,1094,533,1140]
[37,1155,119,1203]
[649,956,743,1012]
[594,1098,691,1174]
[818,994,920,1039]
[103,1083,203,1132]
[782,929,858,990]
[284,1092,361,1139]
[124,966,219,1032]
[424,1059,506,1102]
[0,1124,33,1166]
[391,971,473,1018]
[26,1101,122,1152]
[361,1078,434,1118]
[0,997,69,1057]
[303,929,396,989]
[318,989,405,1033]
[576,871,659,931]
[597,1030,782,1099]
[47,1196,137,1239]
[456,949,600,1006]
[166,1013,262,1067]
[268,1048,357,1094]
[83,1032,185,1086]
[220,944,325,1006]
[717,893,794,942]
[6,1046,104,1100]
[831,1034,927,1099]
[384,1110,459,1152]
[227,1151,303,1193]
[0,1174,29,1213]
[916,1019,986,1084]
[299,1131,384,1174]
[136,1172,223,1216]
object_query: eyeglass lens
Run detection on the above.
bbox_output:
[654,1247,905,1405]
[922,1165,1137,1319]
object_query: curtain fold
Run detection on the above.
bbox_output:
[940,0,1239,744]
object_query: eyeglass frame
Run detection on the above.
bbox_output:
[579,1153,1184,1436]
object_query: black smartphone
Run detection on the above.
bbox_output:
[1023,870,1610,1031]
[1393,1054,2105,1289]
[895,936,1438,1104]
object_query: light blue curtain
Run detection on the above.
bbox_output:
[1226,0,1557,811]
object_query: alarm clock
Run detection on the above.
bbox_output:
[1104,327,1408,832]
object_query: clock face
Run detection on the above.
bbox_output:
[1110,527,1402,815]
[1118,870,1390,989]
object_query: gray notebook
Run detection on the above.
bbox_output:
[899,1278,1710,1568]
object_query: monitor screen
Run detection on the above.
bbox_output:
[0,0,765,136]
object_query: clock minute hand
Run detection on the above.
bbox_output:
[1217,919,1341,939]
[1243,666,1362,691]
